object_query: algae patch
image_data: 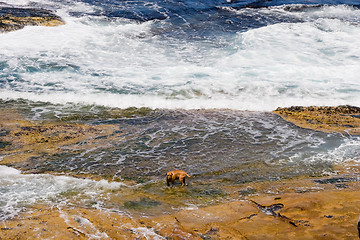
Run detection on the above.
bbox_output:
[124,197,162,210]
[57,106,153,122]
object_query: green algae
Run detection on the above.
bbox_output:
[124,197,162,210]
[0,99,154,122]
[57,189,81,198]
[58,106,153,122]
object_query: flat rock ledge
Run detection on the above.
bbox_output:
[274,105,360,135]
[0,6,65,32]
[1,178,360,239]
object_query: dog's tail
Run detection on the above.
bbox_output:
[186,173,192,178]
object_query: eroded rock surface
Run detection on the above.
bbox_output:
[1,181,360,239]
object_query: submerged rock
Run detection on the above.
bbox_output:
[274,105,360,135]
[0,6,65,32]
[313,177,357,184]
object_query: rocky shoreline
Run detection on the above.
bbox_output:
[1,175,359,239]
[1,103,360,239]
[0,6,64,32]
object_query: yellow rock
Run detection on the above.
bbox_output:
[274,105,360,135]
[2,185,360,239]
[0,7,65,32]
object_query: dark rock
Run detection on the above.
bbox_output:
[313,177,357,184]
[0,129,9,136]
[205,227,219,235]
[335,183,349,189]
[0,141,11,148]
[250,200,284,216]
[1,227,13,230]
[358,216,360,238]
[200,227,220,239]
[0,6,64,32]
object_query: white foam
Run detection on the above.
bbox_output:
[0,165,21,176]
[1,4,360,111]
[60,212,110,239]
[1,0,50,6]
[130,227,166,240]
[0,165,124,220]
[288,136,360,164]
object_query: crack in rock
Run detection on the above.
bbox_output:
[250,200,303,227]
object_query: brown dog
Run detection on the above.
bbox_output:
[166,170,191,186]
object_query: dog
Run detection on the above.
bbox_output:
[166,170,191,186]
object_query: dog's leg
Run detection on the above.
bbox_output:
[180,177,185,186]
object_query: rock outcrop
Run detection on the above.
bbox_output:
[274,105,360,135]
[0,6,64,32]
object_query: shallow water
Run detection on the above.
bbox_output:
[2,100,349,181]
[1,100,360,221]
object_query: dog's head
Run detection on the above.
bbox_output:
[166,172,174,179]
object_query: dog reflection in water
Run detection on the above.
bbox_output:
[166,170,191,187]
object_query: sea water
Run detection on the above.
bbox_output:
[1,0,360,223]
[1,0,360,110]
